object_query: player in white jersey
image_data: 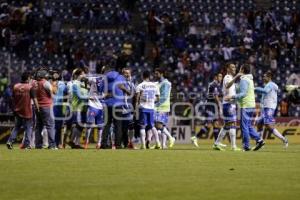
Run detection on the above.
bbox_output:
[213,64,242,151]
[84,75,105,149]
[255,71,288,148]
[135,70,161,149]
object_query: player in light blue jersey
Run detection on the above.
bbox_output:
[255,71,288,148]
[135,70,161,149]
[154,68,175,149]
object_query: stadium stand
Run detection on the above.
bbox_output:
[0,0,299,117]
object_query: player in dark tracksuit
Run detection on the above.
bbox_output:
[191,73,223,147]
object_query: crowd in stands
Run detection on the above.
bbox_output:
[0,0,300,116]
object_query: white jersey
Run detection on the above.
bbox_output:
[222,74,236,104]
[88,77,103,110]
[136,81,160,110]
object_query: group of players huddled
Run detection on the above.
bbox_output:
[6,66,175,150]
[6,63,288,151]
[191,63,288,151]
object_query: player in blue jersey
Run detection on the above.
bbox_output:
[154,68,175,149]
[136,70,161,149]
[255,71,288,148]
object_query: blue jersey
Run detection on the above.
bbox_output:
[104,71,126,106]
[54,81,68,105]
[255,81,278,110]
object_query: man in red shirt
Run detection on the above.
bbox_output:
[7,72,39,149]
[35,69,56,149]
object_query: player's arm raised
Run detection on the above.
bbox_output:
[225,68,243,89]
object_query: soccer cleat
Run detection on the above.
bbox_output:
[154,144,162,150]
[6,142,13,150]
[212,144,225,151]
[243,147,252,152]
[96,144,101,149]
[169,137,176,148]
[191,136,199,147]
[146,141,150,149]
[252,140,265,151]
[283,138,288,149]
[49,147,58,150]
[19,143,24,149]
[72,144,84,149]
[219,143,227,148]
[231,147,242,151]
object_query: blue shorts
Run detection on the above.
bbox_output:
[257,108,276,125]
[155,112,169,125]
[223,103,237,123]
[86,106,104,126]
[139,108,154,128]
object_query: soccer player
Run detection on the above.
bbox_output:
[122,68,136,149]
[84,74,105,149]
[213,64,241,151]
[136,70,161,149]
[226,64,265,151]
[52,71,68,148]
[69,68,89,149]
[191,72,223,147]
[255,71,288,148]
[154,68,175,149]
[6,72,39,149]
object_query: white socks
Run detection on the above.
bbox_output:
[152,127,161,146]
[272,128,285,142]
[215,128,227,145]
[163,127,172,140]
[229,128,237,149]
[140,129,146,147]
[97,129,102,145]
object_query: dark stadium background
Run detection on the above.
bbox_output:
[0,0,299,132]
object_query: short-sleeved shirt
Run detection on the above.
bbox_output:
[136,81,160,110]
[13,83,35,118]
[207,80,221,103]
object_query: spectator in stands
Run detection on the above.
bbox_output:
[147,8,159,42]
[280,96,289,117]
[287,71,300,86]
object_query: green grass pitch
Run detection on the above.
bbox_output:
[0,144,300,200]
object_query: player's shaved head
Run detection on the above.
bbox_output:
[227,63,236,75]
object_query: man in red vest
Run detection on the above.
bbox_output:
[7,72,39,149]
[35,68,56,149]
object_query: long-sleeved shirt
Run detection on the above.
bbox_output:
[156,78,171,112]
[255,81,278,109]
